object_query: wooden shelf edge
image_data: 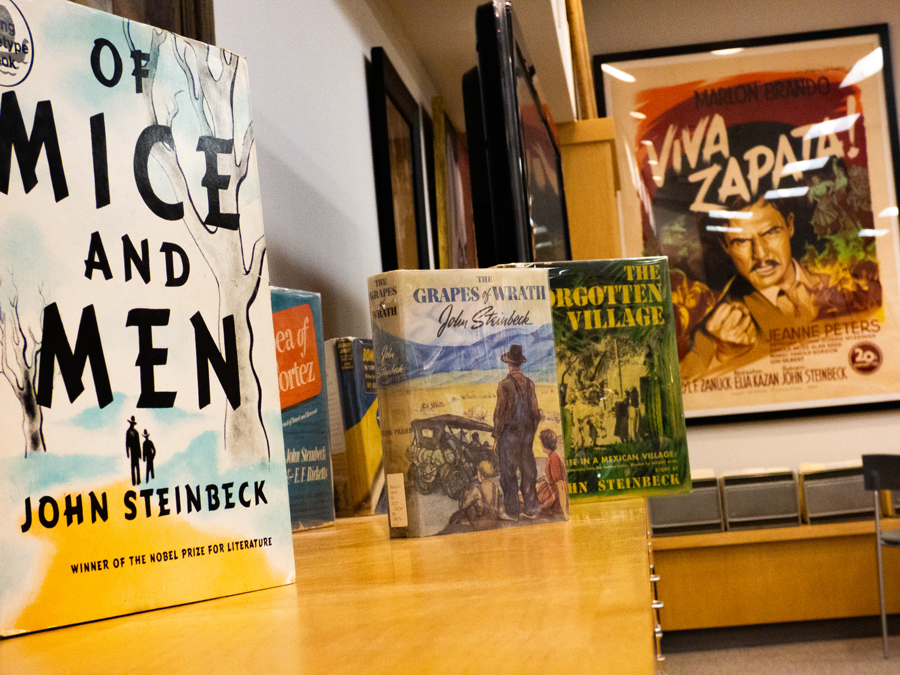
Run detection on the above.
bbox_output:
[651,517,900,550]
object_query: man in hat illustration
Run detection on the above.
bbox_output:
[493,344,541,520]
[142,429,157,483]
[125,416,141,486]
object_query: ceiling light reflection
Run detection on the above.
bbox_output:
[781,157,830,174]
[803,114,860,140]
[711,48,743,55]
[764,187,809,199]
[840,48,883,88]
[709,210,753,220]
[601,63,635,83]
[707,225,744,232]
[878,206,899,218]
[858,229,889,237]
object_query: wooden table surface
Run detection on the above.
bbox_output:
[1,500,655,674]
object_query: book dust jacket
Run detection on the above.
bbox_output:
[271,288,334,530]
[325,337,384,517]
[0,0,295,636]
[526,259,691,501]
[369,268,568,538]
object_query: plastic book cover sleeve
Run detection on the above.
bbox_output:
[271,288,334,531]
[0,0,294,636]
[326,338,383,516]
[369,268,567,538]
[527,258,691,500]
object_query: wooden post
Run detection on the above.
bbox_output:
[565,0,598,120]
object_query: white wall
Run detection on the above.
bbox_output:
[215,0,900,476]
[583,0,900,475]
[215,0,437,340]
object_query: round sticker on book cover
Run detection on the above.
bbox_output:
[849,341,882,375]
[0,0,33,87]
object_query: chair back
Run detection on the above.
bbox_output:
[862,454,900,491]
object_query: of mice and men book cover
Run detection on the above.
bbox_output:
[0,0,295,635]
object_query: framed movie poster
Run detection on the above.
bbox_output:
[367,47,430,271]
[595,25,900,417]
[432,97,478,268]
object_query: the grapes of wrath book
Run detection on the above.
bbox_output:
[271,288,335,531]
[369,268,568,538]
[513,258,691,502]
[0,0,295,635]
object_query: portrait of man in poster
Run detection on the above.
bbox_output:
[680,182,882,380]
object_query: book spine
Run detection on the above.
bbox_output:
[325,339,351,516]
[350,339,383,515]
[336,338,362,430]
[368,271,414,537]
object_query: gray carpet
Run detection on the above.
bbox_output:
[663,635,900,674]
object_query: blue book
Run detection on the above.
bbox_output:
[271,288,335,530]
[325,338,386,516]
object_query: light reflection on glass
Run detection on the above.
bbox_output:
[709,210,753,220]
[764,187,810,199]
[840,48,883,87]
[780,157,829,174]
[601,63,635,82]
[803,114,860,139]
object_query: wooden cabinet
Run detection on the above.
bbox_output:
[652,519,900,631]
[558,117,623,261]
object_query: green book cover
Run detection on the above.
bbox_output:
[518,258,690,501]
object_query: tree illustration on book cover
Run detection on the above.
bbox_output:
[369,268,568,538]
[0,0,294,636]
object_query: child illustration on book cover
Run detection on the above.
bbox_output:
[539,259,690,501]
[370,268,566,537]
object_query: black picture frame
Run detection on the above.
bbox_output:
[421,109,439,268]
[473,0,571,266]
[594,25,900,420]
[462,66,497,267]
[367,47,430,271]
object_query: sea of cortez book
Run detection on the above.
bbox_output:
[508,258,691,501]
[0,0,295,636]
[368,268,569,538]
[271,288,335,531]
[324,337,386,516]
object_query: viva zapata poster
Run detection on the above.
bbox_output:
[0,0,295,635]
[601,31,900,416]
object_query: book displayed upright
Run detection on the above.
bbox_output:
[324,338,385,516]
[513,258,690,501]
[0,0,295,636]
[271,288,335,531]
[368,268,568,538]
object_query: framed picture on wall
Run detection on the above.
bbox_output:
[432,97,478,268]
[473,0,571,265]
[595,25,900,418]
[367,47,431,271]
[421,109,440,269]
